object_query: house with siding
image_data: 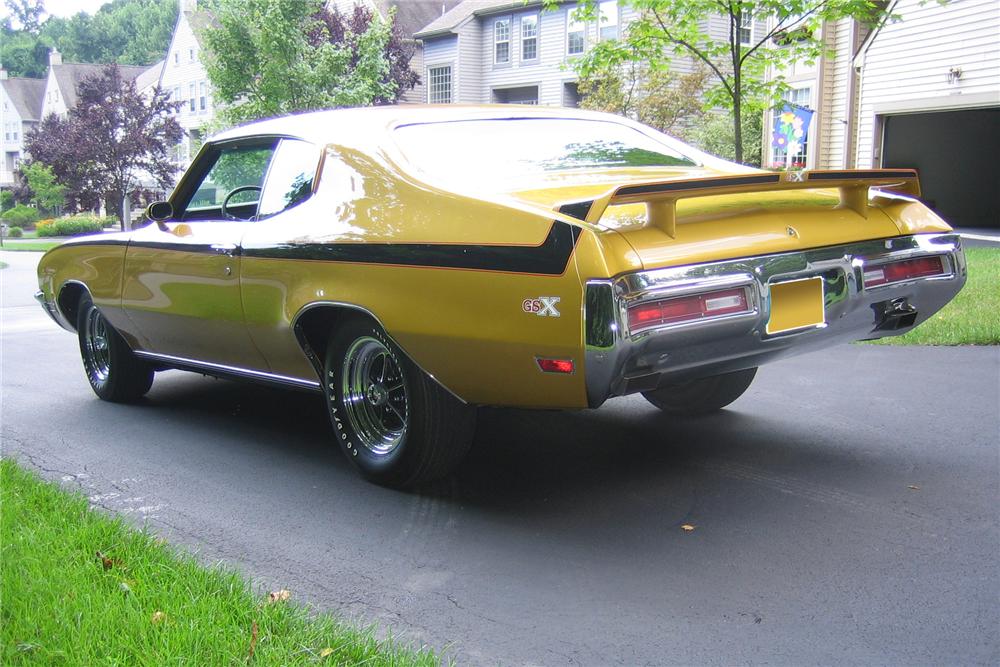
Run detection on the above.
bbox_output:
[159,0,217,167]
[0,69,45,188]
[40,49,150,119]
[413,1,765,108]
[765,0,999,227]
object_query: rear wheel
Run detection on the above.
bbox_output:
[76,294,154,402]
[642,367,757,416]
[323,318,475,488]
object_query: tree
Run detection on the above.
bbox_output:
[4,0,45,32]
[201,0,414,125]
[1,0,177,78]
[578,60,710,136]
[15,161,66,213]
[556,0,886,164]
[25,64,183,229]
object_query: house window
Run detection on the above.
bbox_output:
[199,81,207,111]
[521,15,538,61]
[739,11,753,46]
[567,10,585,55]
[189,48,194,62]
[174,51,179,65]
[599,0,618,41]
[495,18,511,64]
[428,65,452,104]
[189,83,196,112]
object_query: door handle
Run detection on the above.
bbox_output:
[210,243,238,257]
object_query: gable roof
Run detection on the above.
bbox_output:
[52,62,149,109]
[414,0,549,38]
[3,76,46,121]
[373,0,463,39]
[135,60,165,92]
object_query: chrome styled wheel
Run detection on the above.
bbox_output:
[340,336,408,456]
[82,306,112,385]
[75,293,154,402]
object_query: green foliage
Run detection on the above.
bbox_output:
[689,105,764,166]
[0,204,40,226]
[35,214,112,237]
[554,0,888,163]
[578,61,710,135]
[0,0,177,77]
[0,190,13,212]
[1,460,441,665]
[18,161,66,213]
[201,0,397,124]
[5,225,24,237]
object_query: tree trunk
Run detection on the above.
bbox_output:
[732,51,743,164]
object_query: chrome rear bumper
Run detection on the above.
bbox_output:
[583,233,966,407]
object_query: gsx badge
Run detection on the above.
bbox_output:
[522,296,561,317]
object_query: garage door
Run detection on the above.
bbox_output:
[882,108,999,229]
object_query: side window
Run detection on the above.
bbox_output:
[257,139,321,218]
[180,140,276,221]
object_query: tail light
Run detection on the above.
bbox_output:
[627,287,751,334]
[536,358,575,374]
[863,256,945,288]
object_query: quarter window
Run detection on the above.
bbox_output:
[258,139,320,218]
[428,66,452,104]
[521,15,538,61]
[567,11,585,55]
[495,18,511,64]
[599,1,618,41]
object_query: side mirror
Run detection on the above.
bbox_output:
[146,201,173,231]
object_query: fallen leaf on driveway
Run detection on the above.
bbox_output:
[907,485,921,490]
[268,589,291,603]
[681,524,696,532]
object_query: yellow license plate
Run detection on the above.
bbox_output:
[766,277,825,335]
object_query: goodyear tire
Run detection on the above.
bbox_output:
[76,294,154,402]
[642,367,757,416]
[323,318,476,488]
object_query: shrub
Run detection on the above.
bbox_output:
[6,226,24,238]
[1,205,40,227]
[35,215,108,238]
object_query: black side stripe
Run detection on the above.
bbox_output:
[807,170,916,181]
[616,174,781,197]
[242,222,584,275]
[559,200,594,222]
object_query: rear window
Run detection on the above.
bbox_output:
[393,118,699,187]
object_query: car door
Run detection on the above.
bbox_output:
[121,138,277,370]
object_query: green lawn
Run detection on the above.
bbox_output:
[0,460,439,666]
[867,246,999,345]
[0,240,61,252]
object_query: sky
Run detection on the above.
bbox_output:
[44,0,111,19]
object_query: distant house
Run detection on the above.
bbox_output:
[40,49,151,119]
[0,69,46,188]
[331,0,463,104]
[159,0,217,167]
[412,0,762,108]
[765,0,999,228]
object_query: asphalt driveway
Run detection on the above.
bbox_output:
[3,250,998,665]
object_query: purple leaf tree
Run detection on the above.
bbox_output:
[25,64,183,229]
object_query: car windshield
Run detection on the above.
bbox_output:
[393,118,700,188]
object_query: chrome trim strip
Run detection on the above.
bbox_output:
[133,351,321,391]
[584,233,966,408]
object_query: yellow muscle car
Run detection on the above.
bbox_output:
[35,106,967,487]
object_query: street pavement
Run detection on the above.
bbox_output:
[2,249,998,665]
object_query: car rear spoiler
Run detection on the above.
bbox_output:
[559,169,921,237]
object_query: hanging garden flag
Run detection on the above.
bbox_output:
[772,103,814,168]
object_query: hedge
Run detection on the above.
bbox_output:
[36,215,114,238]
[0,205,40,227]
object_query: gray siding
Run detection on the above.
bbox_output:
[457,19,483,103]
[422,35,458,103]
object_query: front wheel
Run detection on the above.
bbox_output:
[642,367,757,416]
[323,318,475,488]
[76,294,154,402]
